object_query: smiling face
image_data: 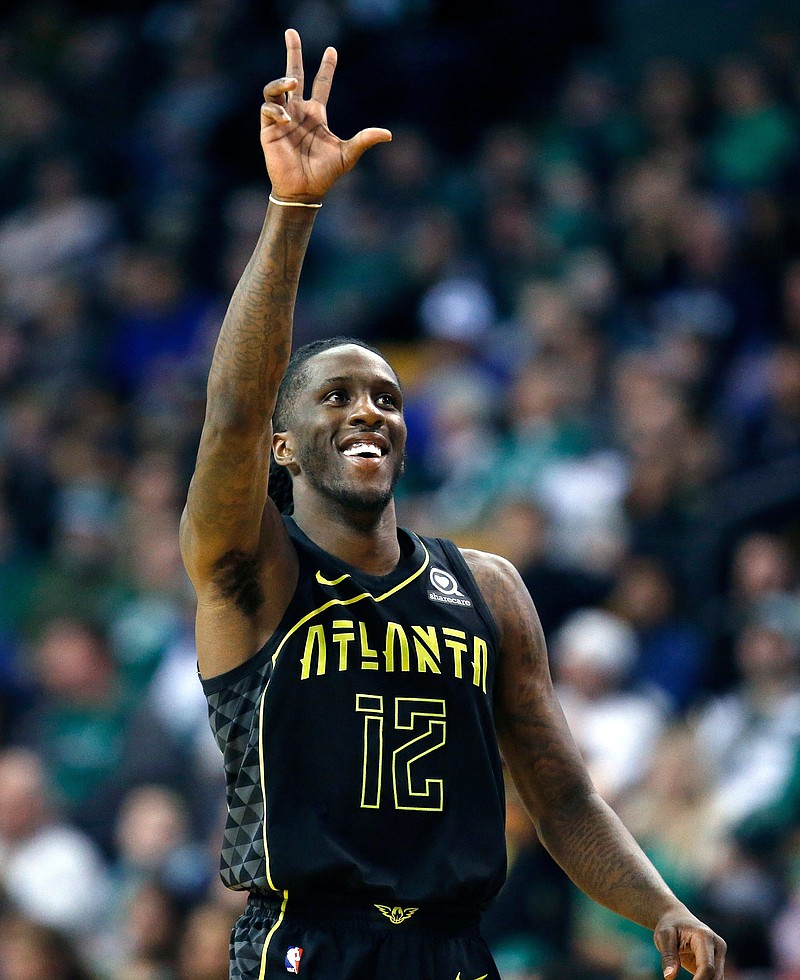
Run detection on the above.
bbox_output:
[273,344,406,519]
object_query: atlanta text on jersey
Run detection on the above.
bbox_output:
[296,619,488,692]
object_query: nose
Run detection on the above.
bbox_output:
[348,392,384,428]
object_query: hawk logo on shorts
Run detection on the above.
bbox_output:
[284,947,303,973]
[375,904,419,925]
[428,567,472,608]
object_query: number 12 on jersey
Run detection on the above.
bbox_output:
[356,695,447,811]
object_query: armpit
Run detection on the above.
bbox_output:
[212,549,265,618]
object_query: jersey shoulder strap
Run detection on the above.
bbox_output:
[428,535,502,652]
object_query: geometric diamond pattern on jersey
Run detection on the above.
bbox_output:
[230,911,270,980]
[206,662,271,892]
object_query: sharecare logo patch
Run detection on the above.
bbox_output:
[285,947,303,973]
[428,567,472,607]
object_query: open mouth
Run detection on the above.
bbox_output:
[340,441,388,460]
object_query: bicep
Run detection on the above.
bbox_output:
[188,498,299,679]
[181,419,274,585]
[471,555,593,826]
[181,420,300,677]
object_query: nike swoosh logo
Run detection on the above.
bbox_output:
[454,974,488,980]
[316,570,351,587]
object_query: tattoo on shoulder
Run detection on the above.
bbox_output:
[212,550,265,618]
[465,552,540,666]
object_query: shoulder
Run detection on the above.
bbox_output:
[459,548,538,649]
[459,548,521,590]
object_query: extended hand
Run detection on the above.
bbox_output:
[260,28,392,203]
[654,908,726,979]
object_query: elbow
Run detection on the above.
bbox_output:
[499,730,597,837]
[547,779,599,821]
[534,781,605,848]
[205,370,277,434]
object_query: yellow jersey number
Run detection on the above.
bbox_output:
[356,695,446,811]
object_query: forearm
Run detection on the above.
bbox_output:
[472,540,726,976]
[206,201,317,429]
[534,784,685,930]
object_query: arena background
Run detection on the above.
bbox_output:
[0,1,799,976]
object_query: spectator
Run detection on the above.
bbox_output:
[608,553,705,712]
[105,248,216,398]
[175,902,238,980]
[706,530,798,691]
[475,497,611,640]
[17,617,130,844]
[0,912,97,980]
[693,600,800,832]
[709,58,797,191]
[0,747,110,937]
[731,342,800,468]
[0,154,116,318]
[551,608,666,803]
[112,784,210,905]
[103,879,183,980]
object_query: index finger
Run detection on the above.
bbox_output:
[690,932,717,980]
[285,28,304,98]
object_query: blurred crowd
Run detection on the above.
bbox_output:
[1,1,800,978]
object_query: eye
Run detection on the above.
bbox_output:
[376,393,399,409]
[324,390,349,405]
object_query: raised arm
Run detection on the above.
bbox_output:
[463,550,726,979]
[181,29,391,678]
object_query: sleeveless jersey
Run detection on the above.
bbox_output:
[203,517,507,911]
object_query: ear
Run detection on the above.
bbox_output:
[272,430,300,474]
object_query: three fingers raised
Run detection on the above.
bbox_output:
[265,40,337,109]
[260,35,392,150]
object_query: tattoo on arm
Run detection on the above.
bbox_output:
[207,210,315,424]
[476,553,677,929]
[185,208,317,562]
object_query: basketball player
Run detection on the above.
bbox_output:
[180,28,726,980]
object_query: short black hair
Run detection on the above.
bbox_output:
[272,336,389,431]
[268,336,398,515]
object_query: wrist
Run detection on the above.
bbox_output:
[269,191,323,208]
[653,899,693,928]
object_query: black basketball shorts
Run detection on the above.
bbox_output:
[231,894,501,980]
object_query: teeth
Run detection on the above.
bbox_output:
[343,443,382,457]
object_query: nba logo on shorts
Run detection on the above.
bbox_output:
[284,947,303,973]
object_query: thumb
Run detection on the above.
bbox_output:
[655,925,680,979]
[661,958,680,980]
[341,127,393,170]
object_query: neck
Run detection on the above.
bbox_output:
[292,493,402,575]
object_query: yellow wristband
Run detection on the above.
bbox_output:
[269,194,322,209]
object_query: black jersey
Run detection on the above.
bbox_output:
[203,517,506,912]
